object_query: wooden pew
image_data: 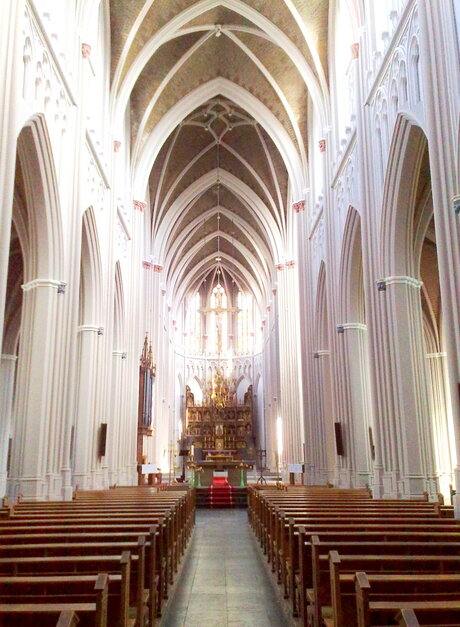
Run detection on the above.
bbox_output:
[56,611,80,627]
[280,518,460,616]
[281,515,459,603]
[0,487,195,624]
[396,606,460,626]
[0,573,109,627]
[328,553,460,627]
[0,535,152,625]
[299,536,460,627]
[0,513,173,600]
[355,572,460,627]
[281,516,459,614]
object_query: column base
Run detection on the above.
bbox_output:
[335,467,352,488]
[0,471,7,500]
[72,472,91,492]
[400,475,427,500]
[7,476,46,501]
[351,470,372,489]
[60,466,73,501]
[45,473,63,500]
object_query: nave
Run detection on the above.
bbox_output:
[162,509,290,627]
[4,483,460,626]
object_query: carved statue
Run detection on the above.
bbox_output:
[243,384,253,406]
[185,385,195,407]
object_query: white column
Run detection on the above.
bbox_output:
[418,2,460,513]
[0,354,17,498]
[313,351,333,484]
[0,0,22,339]
[8,280,64,500]
[425,351,456,499]
[277,265,304,470]
[383,276,437,498]
[338,324,373,488]
[107,351,124,486]
[73,325,101,491]
[354,29,389,499]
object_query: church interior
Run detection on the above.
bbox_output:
[1,0,460,625]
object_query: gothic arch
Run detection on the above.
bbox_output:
[378,113,455,498]
[133,78,305,199]
[113,261,125,352]
[79,207,103,325]
[380,113,427,276]
[15,115,63,282]
[339,206,364,323]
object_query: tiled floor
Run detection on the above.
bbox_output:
[161,509,291,627]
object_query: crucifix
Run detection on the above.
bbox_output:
[201,270,240,355]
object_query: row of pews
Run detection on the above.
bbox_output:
[0,486,195,626]
[248,484,460,627]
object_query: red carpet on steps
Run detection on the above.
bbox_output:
[209,477,233,508]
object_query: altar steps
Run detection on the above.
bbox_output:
[195,486,247,508]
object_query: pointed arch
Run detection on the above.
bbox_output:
[315,261,329,351]
[380,113,427,276]
[15,114,63,282]
[133,78,305,199]
[80,207,103,325]
[339,206,365,323]
[113,261,125,352]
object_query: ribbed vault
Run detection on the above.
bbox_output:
[109,0,329,314]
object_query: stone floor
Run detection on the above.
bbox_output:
[161,509,292,627]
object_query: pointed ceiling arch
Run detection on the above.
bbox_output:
[107,0,330,321]
[134,78,305,199]
[154,168,285,264]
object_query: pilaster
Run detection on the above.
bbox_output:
[0,354,17,498]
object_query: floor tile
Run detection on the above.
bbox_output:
[161,509,291,627]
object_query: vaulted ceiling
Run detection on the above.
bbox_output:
[109,0,330,312]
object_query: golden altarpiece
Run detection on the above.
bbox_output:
[185,379,253,458]
[182,278,256,485]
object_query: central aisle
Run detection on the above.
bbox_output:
[162,509,292,627]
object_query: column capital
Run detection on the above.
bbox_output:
[77,325,104,334]
[379,276,423,289]
[21,279,65,292]
[425,352,447,359]
[1,354,18,361]
[337,322,368,332]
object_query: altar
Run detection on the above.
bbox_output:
[188,457,254,487]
